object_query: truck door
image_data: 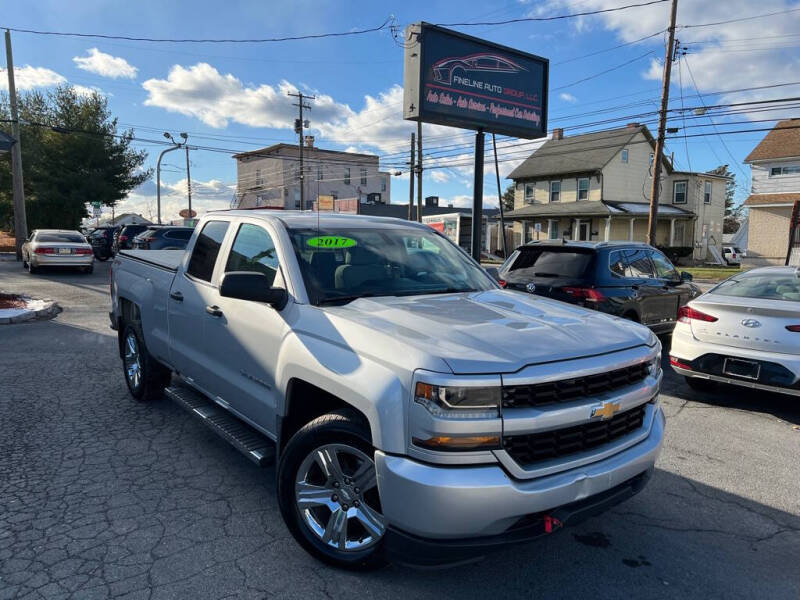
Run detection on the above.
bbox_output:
[167,220,231,392]
[202,221,288,433]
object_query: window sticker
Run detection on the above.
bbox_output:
[306,236,357,249]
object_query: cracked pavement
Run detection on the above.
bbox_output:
[1,259,799,599]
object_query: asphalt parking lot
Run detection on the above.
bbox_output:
[1,258,799,600]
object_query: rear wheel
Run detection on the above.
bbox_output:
[278,410,387,570]
[27,259,39,274]
[121,323,170,402]
[685,376,717,392]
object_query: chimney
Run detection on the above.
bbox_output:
[551,128,564,141]
[304,135,315,148]
[626,122,640,129]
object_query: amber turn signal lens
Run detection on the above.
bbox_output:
[412,435,500,451]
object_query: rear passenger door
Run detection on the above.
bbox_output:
[648,249,683,323]
[167,220,231,392]
[622,248,661,325]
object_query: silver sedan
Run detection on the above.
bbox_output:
[670,266,800,396]
[21,229,95,274]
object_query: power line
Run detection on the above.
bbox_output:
[554,29,666,65]
[552,50,656,91]
[0,17,395,43]
[435,0,670,27]
[679,7,800,30]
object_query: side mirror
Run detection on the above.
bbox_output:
[485,266,501,281]
[220,271,288,310]
[680,271,693,282]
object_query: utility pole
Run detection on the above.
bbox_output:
[289,91,314,210]
[492,133,507,257]
[156,132,185,224]
[408,132,415,221]
[185,145,192,221]
[416,122,423,222]
[471,130,485,261]
[647,0,679,246]
[5,29,28,260]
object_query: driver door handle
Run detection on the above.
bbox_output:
[169,291,184,302]
[205,305,223,317]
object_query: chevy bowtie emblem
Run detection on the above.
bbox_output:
[591,401,621,420]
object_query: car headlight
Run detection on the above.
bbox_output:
[648,351,662,376]
[414,381,500,419]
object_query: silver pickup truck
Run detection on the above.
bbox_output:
[110,210,664,569]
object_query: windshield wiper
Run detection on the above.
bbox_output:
[317,293,377,306]
[420,287,475,295]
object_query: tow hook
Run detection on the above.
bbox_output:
[543,514,563,534]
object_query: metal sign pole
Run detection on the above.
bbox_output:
[471,129,484,261]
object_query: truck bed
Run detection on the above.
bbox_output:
[118,249,183,272]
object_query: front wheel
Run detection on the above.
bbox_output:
[278,410,388,570]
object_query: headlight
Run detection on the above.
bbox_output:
[414,381,500,419]
[648,351,662,376]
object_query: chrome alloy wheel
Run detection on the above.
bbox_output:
[295,443,386,552]
[123,331,142,391]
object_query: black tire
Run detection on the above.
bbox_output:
[278,410,388,571]
[27,259,39,274]
[685,376,717,392]
[622,311,639,323]
[95,253,110,262]
[121,323,170,402]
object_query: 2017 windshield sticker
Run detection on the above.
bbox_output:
[306,236,357,249]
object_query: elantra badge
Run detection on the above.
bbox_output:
[741,319,761,328]
[526,283,536,294]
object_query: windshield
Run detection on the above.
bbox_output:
[286,225,496,305]
[712,273,800,302]
[36,232,86,243]
[501,248,593,281]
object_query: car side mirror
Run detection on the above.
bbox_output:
[680,271,693,282]
[220,271,288,310]
[485,266,501,281]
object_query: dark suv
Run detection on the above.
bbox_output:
[113,224,150,254]
[498,241,700,333]
[132,226,194,250]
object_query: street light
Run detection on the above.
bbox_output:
[156,131,186,224]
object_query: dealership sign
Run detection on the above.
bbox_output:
[404,23,548,139]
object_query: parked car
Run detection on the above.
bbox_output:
[670,266,800,395]
[87,226,118,261]
[112,224,150,254]
[21,229,94,274]
[498,241,700,334]
[722,245,743,266]
[111,211,664,569]
[132,226,194,250]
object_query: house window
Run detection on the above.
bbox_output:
[549,181,561,203]
[770,165,800,176]
[548,220,559,240]
[344,167,350,185]
[704,181,712,204]
[524,183,535,204]
[621,149,629,163]
[649,153,654,166]
[673,180,687,204]
[381,178,387,192]
[255,168,263,186]
[577,178,589,201]
[360,167,367,185]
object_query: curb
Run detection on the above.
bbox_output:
[0,293,62,324]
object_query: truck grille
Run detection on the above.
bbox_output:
[503,403,647,466]
[502,362,649,408]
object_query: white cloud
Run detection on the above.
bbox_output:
[114,177,235,223]
[552,0,800,120]
[0,66,65,90]
[439,194,500,209]
[559,92,578,103]
[431,170,451,183]
[142,63,353,129]
[72,84,105,97]
[73,48,138,79]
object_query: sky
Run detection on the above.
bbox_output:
[2,0,799,223]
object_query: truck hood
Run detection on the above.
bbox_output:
[323,289,654,374]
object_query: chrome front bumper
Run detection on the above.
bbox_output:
[375,405,664,539]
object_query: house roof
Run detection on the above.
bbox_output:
[744,120,800,162]
[743,193,800,207]
[233,143,378,162]
[505,200,694,219]
[508,125,668,180]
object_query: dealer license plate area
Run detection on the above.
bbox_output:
[723,358,760,380]
[58,248,71,255]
